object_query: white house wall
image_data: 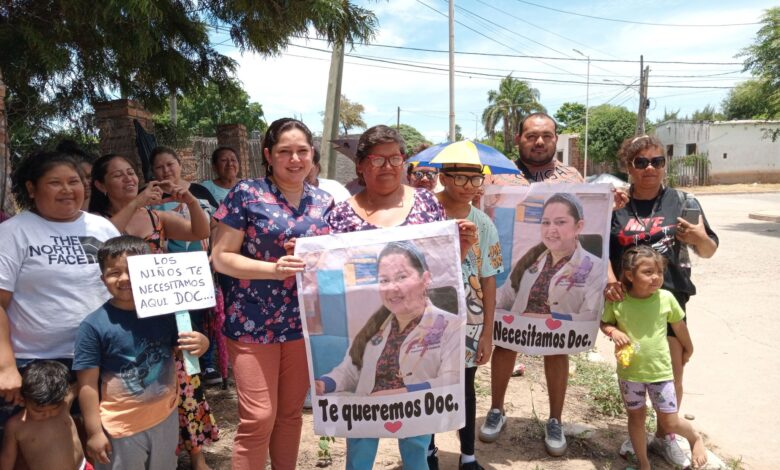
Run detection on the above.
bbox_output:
[708,121,780,184]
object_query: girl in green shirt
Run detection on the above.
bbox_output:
[601,246,707,470]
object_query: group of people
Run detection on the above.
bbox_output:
[0,111,718,470]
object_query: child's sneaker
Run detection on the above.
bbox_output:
[203,367,223,386]
[652,434,691,468]
[619,434,653,460]
[544,418,567,457]
[459,460,484,470]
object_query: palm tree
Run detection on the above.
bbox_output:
[482,76,545,154]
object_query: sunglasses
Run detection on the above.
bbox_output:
[442,173,485,188]
[631,156,666,170]
[412,170,438,180]
[366,154,405,168]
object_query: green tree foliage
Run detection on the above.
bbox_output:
[689,104,725,122]
[447,124,464,142]
[154,78,266,143]
[554,102,586,133]
[398,124,431,153]
[740,7,780,115]
[721,79,776,120]
[482,76,545,154]
[659,107,681,123]
[0,0,377,150]
[338,95,367,135]
[580,105,637,167]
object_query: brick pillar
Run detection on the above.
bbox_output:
[94,99,154,177]
[177,147,197,182]
[568,136,583,175]
[0,69,12,216]
[216,124,250,178]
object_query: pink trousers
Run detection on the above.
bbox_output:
[227,339,309,470]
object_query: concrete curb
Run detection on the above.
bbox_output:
[749,211,780,222]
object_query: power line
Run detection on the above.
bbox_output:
[311,38,743,66]
[511,0,761,27]
[415,0,581,77]
[291,44,741,89]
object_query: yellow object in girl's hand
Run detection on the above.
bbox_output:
[616,343,638,368]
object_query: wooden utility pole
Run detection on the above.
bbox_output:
[321,41,345,179]
[636,55,650,135]
[397,106,400,129]
[448,0,455,142]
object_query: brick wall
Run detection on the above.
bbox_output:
[216,124,250,178]
[94,99,154,179]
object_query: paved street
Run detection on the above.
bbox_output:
[678,192,780,468]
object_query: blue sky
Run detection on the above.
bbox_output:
[213,0,776,143]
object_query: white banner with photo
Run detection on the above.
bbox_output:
[295,220,466,438]
[481,183,612,355]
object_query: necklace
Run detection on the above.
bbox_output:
[628,185,665,238]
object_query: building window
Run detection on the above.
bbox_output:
[556,151,563,162]
[666,145,673,157]
[723,153,728,159]
[686,143,697,155]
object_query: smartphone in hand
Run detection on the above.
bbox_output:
[681,207,700,224]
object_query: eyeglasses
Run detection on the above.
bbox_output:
[631,156,666,170]
[412,170,438,180]
[366,154,405,168]
[442,173,485,188]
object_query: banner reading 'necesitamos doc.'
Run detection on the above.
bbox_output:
[482,183,612,355]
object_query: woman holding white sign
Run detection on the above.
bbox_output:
[325,125,477,470]
[211,118,334,470]
[497,192,605,322]
[315,241,460,396]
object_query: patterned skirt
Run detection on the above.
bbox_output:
[175,355,220,453]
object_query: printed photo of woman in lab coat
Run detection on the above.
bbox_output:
[496,192,606,322]
[315,241,461,396]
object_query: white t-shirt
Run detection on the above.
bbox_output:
[317,178,351,203]
[0,211,120,359]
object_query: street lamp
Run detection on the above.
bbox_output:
[469,111,480,141]
[573,49,590,177]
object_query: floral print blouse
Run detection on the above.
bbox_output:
[214,177,333,343]
[325,188,445,232]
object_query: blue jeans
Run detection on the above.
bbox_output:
[346,435,431,470]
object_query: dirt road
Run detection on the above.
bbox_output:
[672,192,780,468]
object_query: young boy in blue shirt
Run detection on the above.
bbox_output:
[73,235,209,469]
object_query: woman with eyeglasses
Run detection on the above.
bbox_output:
[605,134,718,467]
[325,125,477,470]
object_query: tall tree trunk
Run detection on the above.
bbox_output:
[502,118,511,154]
[0,67,11,216]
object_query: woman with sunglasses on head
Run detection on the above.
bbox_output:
[605,135,718,467]
[326,125,477,470]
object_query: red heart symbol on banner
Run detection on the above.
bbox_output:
[502,314,514,324]
[384,421,403,433]
[545,318,562,330]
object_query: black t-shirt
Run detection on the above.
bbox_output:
[188,182,220,212]
[609,187,718,296]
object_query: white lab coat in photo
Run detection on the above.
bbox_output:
[496,243,605,321]
[321,303,461,396]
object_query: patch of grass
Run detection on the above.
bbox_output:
[570,355,624,417]
[474,378,490,398]
[725,456,745,470]
[316,436,336,467]
[645,407,657,434]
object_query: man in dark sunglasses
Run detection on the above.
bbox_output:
[406,163,440,192]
